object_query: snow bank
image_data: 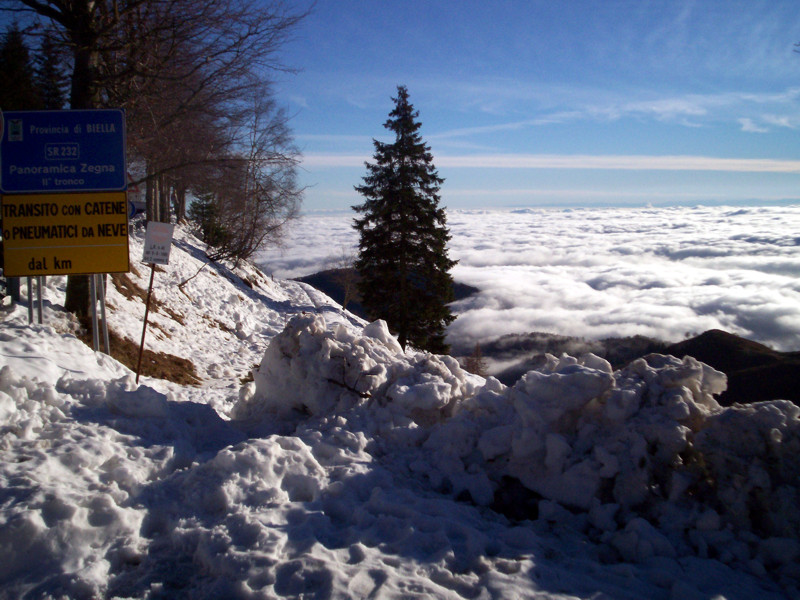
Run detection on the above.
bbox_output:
[0,367,148,598]
[236,314,481,422]
[239,314,800,587]
[0,359,338,599]
[1,218,797,598]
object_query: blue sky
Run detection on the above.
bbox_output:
[274,0,800,210]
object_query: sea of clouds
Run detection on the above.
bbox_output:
[257,205,800,352]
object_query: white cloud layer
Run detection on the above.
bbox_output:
[257,205,800,352]
[302,153,800,173]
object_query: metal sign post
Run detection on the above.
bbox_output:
[88,274,111,353]
[136,265,156,384]
[90,274,99,351]
[26,277,33,323]
[36,276,43,324]
[98,275,110,352]
[136,222,174,384]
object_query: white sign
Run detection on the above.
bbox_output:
[142,221,174,265]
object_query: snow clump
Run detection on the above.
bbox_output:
[238,314,800,584]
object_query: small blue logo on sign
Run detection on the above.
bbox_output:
[0,109,126,193]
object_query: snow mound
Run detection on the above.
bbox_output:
[238,314,800,581]
[236,314,481,421]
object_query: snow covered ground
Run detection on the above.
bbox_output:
[1,219,799,599]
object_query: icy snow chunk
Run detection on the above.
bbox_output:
[238,314,377,418]
[237,314,474,424]
[544,433,571,473]
[636,354,725,411]
[477,424,514,460]
[603,384,645,422]
[512,359,614,428]
[661,387,693,421]
[594,445,620,478]
[179,437,327,510]
[696,509,721,531]
[386,356,462,412]
[481,376,505,394]
[0,390,14,421]
[106,385,169,418]
[206,362,235,378]
[612,517,677,562]
[694,399,800,540]
[578,352,613,373]
[362,319,403,354]
[424,418,481,459]
[518,459,602,510]
[589,500,619,532]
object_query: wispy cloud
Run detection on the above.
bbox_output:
[738,88,800,105]
[302,154,369,167]
[437,154,800,172]
[295,134,373,144]
[302,153,800,173]
[427,85,800,136]
[430,112,586,140]
[444,188,720,200]
[289,95,309,109]
[762,114,800,129]
[739,118,769,133]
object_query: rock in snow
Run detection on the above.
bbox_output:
[1,222,798,599]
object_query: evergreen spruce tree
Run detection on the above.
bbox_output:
[34,32,67,110]
[0,25,44,110]
[0,25,42,305]
[187,192,232,251]
[353,86,456,353]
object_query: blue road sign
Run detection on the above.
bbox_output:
[0,109,126,194]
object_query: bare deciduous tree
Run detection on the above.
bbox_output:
[190,92,301,266]
[4,0,307,316]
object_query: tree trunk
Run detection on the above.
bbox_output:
[146,165,158,223]
[64,28,101,320]
[158,174,170,223]
[70,42,100,110]
[174,187,187,222]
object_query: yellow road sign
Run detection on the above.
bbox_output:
[1,191,130,276]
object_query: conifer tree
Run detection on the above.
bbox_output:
[464,344,488,377]
[0,24,43,110]
[353,86,456,353]
[34,32,66,110]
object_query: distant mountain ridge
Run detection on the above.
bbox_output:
[295,267,479,321]
[664,329,800,406]
[469,328,799,407]
[466,332,669,385]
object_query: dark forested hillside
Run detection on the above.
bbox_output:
[296,268,478,321]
